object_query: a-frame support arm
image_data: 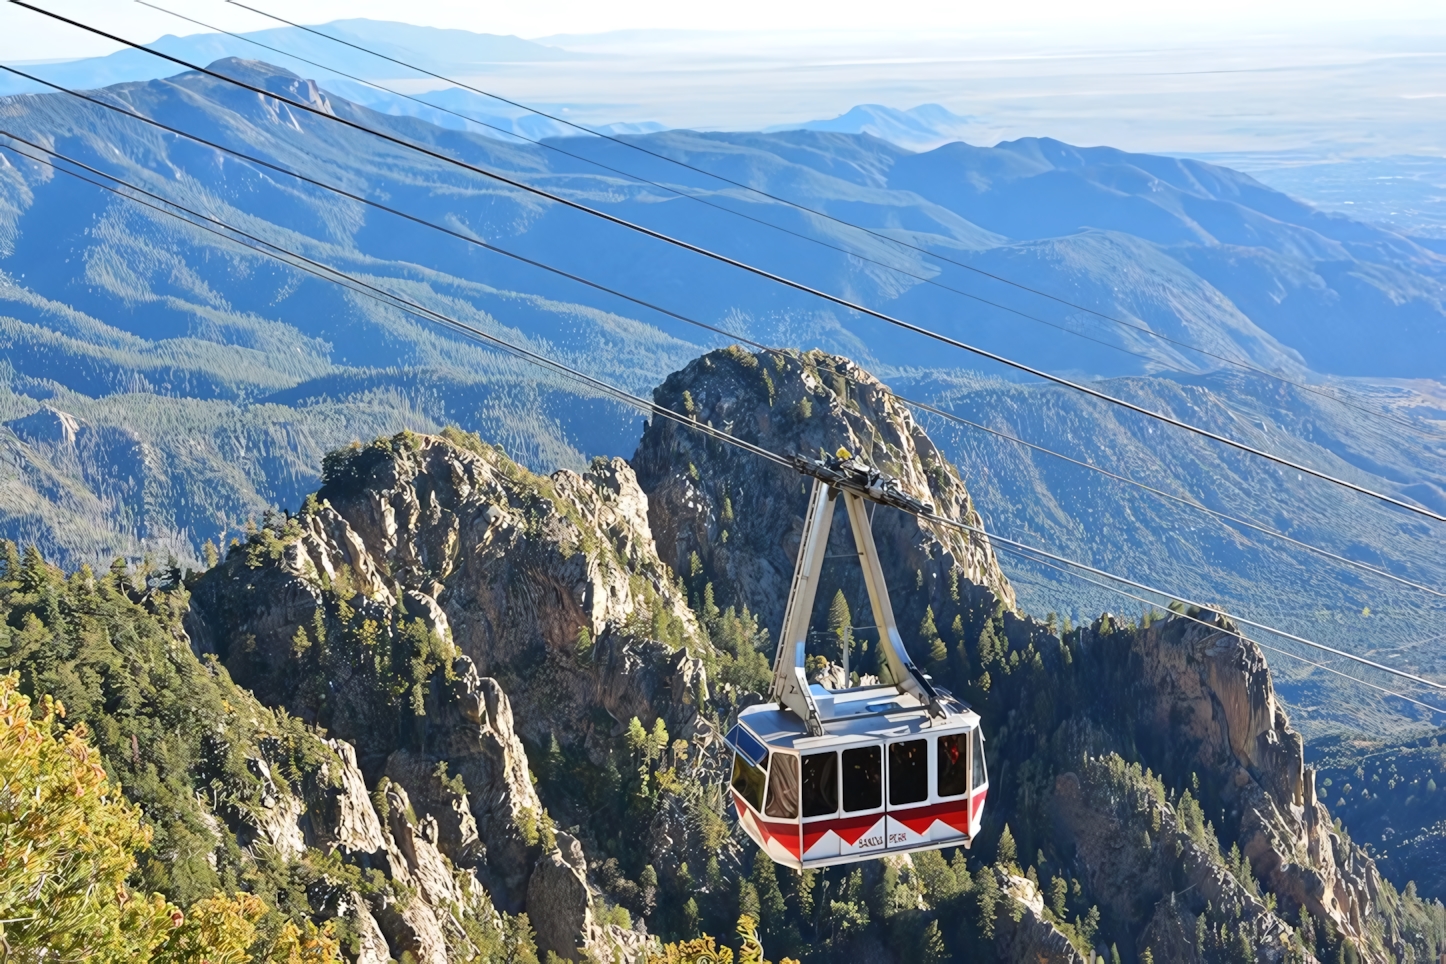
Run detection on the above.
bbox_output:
[770,477,835,735]
[840,491,946,717]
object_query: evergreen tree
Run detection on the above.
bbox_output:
[921,919,948,964]
[752,855,787,930]
[828,590,852,666]
[973,867,1000,940]
[997,824,1018,869]
[921,606,947,672]
[739,879,761,922]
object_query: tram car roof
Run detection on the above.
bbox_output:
[735,684,980,754]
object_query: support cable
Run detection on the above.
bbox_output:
[0,135,791,471]
[8,0,1444,523]
[0,84,1439,601]
[903,398,1446,599]
[218,0,1446,442]
[1004,547,1446,717]
[912,507,1446,690]
[10,130,1439,710]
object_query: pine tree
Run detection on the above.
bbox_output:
[796,869,816,918]
[978,620,1001,667]
[739,879,761,921]
[828,590,852,666]
[974,867,1000,939]
[682,897,701,937]
[626,716,649,764]
[921,605,939,640]
[997,824,1017,868]
[921,919,948,964]
[752,855,787,927]
[922,606,948,671]
[649,717,670,766]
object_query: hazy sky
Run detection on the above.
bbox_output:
[6,0,1446,61]
[5,0,1445,156]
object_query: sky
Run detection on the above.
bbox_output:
[6,0,1446,61]
[4,0,1446,158]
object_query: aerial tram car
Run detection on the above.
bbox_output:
[724,451,989,870]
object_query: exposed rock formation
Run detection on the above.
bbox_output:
[634,347,1015,652]
[1126,614,1395,960]
[1052,757,1303,963]
[995,870,1091,964]
[185,432,716,959]
[529,831,595,962]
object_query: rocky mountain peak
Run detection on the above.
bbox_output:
[185,429,718,961]
[634,345,1015,662]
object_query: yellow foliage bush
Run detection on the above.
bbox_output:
[0,673,341,964]
[643,915,799,964]
[0,671,178,961]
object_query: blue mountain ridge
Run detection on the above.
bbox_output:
[0,59,1442,735]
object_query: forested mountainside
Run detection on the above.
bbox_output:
[896,368,1446,736]
[1306,729,1446,904]
[3,349,1443,963]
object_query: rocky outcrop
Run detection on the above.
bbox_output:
[994,871,1090,964]
[185,432,710,959]
[349,897,392,964]
[312,435,706,745]
[528,832,595,962]
[633,347,1015,651]
[384,656,541,910]
[1120,612,1398,962]
[1052,758,1303,963]
[305,739,391,857]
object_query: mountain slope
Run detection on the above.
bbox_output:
[0,61,1443,740]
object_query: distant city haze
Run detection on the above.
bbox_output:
[4,0,1445,159]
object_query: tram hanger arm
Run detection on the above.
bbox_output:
[771,477,835,735]
[791,454,936,517]
[772,452,948,731]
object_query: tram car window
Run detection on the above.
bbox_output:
[801,752,839,818]
[938,732,969,797]
[766,754,801,819]
[731,752,767,813]
[842,745,882,812]
[972,728,988,790]
[888,739,929,805]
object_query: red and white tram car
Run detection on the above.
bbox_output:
[725,452,989,869]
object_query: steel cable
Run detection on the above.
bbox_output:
[9,0,1444,523]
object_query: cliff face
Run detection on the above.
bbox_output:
[1023,610,1429,964]
[633,347,1015,649]
[1126,616,1392,959]
[187,431,715,962]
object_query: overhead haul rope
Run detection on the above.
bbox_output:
[902,399,1446,600]
[10,0,1445,525]
[130,0,1345,400]
[0,80,1440,604]
[212,0,1446,443]
[8,133,1441,708]
[1006,549,1446,716]
[0,135,792,469]
[912,506,1446,691]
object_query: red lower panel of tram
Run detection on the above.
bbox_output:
[734,789,987,864]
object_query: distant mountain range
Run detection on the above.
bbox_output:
[0,57,1442,733]
[763,103,986,151]
[0,18,576,94]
